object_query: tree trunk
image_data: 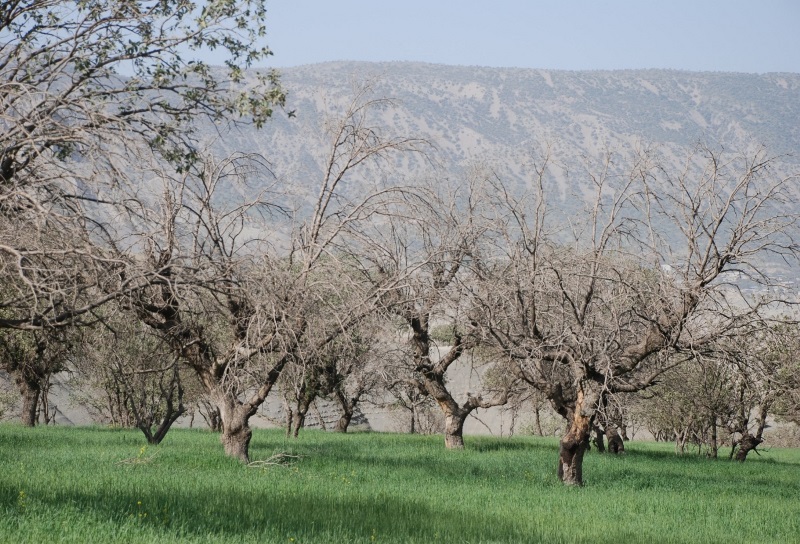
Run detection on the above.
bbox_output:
[606,427,625,454]
[290,395,312,438]
[291,410,305,438]
[18,379,40,427]
[334,408,353,433]
[333,389,355,433]
[734,433,762,462]
[534,405,543,436]
[444,409,467,449]
[221,423,252,463]
[592,424,605,453]
[214,393,254,463]
[708,417,718,458]
[558,389,595,486]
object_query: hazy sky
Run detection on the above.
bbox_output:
[255,0,799,73]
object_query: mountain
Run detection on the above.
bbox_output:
[226,61,799,165]
[205,61,800,273]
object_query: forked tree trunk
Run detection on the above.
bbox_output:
[734,433,762,462]
[290,395,313,438]
[734,405,769,462]
[558,389,596,486]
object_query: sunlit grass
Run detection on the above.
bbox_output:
[1,425,798,543]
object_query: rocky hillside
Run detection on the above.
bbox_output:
[218,61,800,186]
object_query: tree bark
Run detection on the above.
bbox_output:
[334,408,353,433]
[290,394,313,438]
[592,424,605,453]
[333,389,356,433]
[17,377,40,427]
[291,410,306,438]
[606,427,625,454]
[221,423,252,463]
[734,433,762,462]
[20,385,40,427]
[443,409,467,449]
[708,417,718,458]
[558,388,596,486]
[214,392,255,463]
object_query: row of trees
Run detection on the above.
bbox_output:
[2,0,799,486]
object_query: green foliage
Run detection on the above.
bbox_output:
[1,425,799,543]
[429,324,456,345]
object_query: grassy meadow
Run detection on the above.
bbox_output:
[1,425,799,543]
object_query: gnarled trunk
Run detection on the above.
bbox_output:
[13,370,42,427]
[221,422,252,463]
[734,433,762,462]
[214,392,255,463]
[289,394,313,438]
[443,409,467,449]
[558,388,596,486]
[333,389,357,433]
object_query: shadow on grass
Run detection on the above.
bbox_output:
[25,483,560,543]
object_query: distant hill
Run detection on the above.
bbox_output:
[203,61,800,272]
[212,60,798,184]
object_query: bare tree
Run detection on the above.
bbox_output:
[364,175,513,449]
[128,87,426,462]
[282,320,386,437]
[0,0,291,419]
[70,310,196,444]
[476,144,799,484]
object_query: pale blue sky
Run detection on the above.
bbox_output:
[255,0,799,73]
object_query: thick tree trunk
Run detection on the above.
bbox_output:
[221,423,252,463]
[443,410,467,449]
[214,392,254,463]
[734,433,762,462]
[734,405,769,462]
[558,389,595,486]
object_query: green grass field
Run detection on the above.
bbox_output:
[1,425,799,543]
